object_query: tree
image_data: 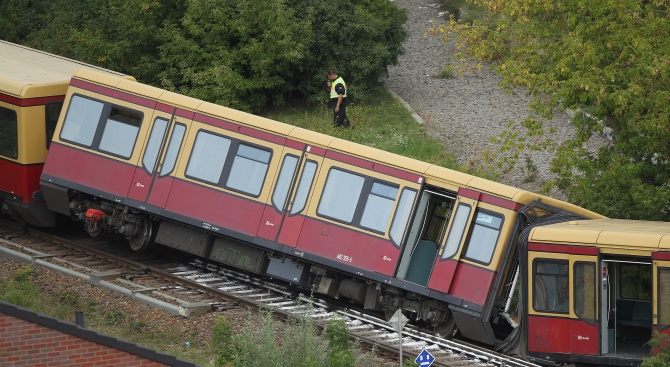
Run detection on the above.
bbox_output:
[438,0,670,220]
[157,0,313,112]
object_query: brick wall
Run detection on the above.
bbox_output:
[0,302,198,367]
[0,314,166,367]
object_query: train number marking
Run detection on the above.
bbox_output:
[135,182,145,188]
[336,253,353,263]
[265,220,274,226]
[382,255,392,261]
[202,222,220,231]
[577,336,590,340]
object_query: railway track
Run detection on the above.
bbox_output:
[0,221,539,367]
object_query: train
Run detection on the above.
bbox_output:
[1,40,668,366]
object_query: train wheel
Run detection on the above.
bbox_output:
[434,313,457,338]
[128,216,153,252]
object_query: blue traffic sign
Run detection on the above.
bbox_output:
[415,348,435,366]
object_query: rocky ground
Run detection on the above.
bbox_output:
[386,0,604,197]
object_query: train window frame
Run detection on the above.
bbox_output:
[0,105,18,159]
[462,210,503,265]
[271,154,299,212]
[45,101,64,150]
[532,258,569,314]
[59,94,104,148]
[658,267,670,330]
[59,94,144,159]
[360,181,400,233]
[440,203,472,260]
[159,123,186,177]
[289,160,318,215]
[98,106,143,159]
[142,117,169,174]
[573,261,597,325]
[389,188,417,247]
[185,130,232,185]
[317,167,365,223]
[224,142,272,197]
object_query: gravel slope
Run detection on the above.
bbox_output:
[386,0,596,197]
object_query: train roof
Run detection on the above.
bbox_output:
[0,40,131,98]
[529,219,670,250]
[69,68,605,220]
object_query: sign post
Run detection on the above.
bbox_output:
[389,309,409,367]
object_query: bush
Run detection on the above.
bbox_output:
[642,332,670,367]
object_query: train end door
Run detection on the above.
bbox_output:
[653,252,670,338]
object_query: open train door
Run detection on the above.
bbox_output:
[653,251,670,338]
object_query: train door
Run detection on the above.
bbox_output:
[426,195,479,293]
[653,253,670,338]
[527,251,599,356]
[601,259,653,358]
[127,108,191,212]
[258,147,324,247]
[396,187,457,286]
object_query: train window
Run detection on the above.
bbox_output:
[272,155,299,211]
[659,268,670,329]
[441,203,471,260]
[574,262,596,325]
[186,131,231,184]
[45,101,63,149]
[142,117,169,173]
[390,188,417,246]
[60,95,103,146]
[360,182,399,233]
[317,168,365,222]
[620,263,652,300]
[533,259,569,314]
[225,144,272,196]
[290,160,317,215]
[99,107,142,158]
[0,106,18,159]
[159,123,186,177]
[463,211,503,264]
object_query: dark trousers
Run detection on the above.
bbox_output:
[331,98,350,128]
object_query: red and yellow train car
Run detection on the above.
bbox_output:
[523,219,670,366]
[0,41,131,226]
[39,67,607,349]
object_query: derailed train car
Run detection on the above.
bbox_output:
[0,41,667,366]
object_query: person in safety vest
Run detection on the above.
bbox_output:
[327,69,351,128]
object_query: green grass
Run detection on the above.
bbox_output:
[262,87,461,170]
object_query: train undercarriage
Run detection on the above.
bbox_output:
[63,193,513,340]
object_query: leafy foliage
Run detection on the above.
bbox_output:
[642,332,670,367]
[437,0,670,220]
[4,0,406,113]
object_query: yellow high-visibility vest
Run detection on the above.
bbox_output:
[330,76,347,99]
